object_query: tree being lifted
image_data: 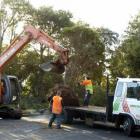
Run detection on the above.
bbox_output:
[48,84,80,106]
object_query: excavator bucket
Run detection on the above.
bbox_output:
[39,61,65,74]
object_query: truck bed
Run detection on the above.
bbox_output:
[64,105,111,123]
[65,105,106,114]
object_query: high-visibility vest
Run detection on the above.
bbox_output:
[81,80,93,94]
[52,96,62,114]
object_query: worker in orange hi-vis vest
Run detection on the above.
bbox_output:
[80,76,94,106]
[48,91,63,129]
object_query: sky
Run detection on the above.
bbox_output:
[29,0,140,35]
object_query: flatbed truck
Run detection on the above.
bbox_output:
[63,77,140,136]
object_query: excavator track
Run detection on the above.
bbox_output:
[0,106,22,119]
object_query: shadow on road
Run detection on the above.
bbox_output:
[0,115,140,140]
[70,119,140,139]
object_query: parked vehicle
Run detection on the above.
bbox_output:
[64,77,140,136]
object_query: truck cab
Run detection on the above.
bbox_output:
[113,78,140,136]
[63,77,140,136]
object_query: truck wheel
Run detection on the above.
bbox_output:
[115,121,120,129]
[114,117,121,129]
[122,117,134,136]
[85,117,94,127]
[63,110,73,124]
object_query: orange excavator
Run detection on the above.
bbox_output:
[0,25,69,119]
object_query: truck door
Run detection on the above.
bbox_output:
[126,82,140,121]
[113,81,124,114]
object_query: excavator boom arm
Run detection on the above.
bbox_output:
[0,25,69,71]
[0,34,31,70]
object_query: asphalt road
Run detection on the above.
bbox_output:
[0,113,140,140]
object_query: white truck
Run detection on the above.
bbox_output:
[64,77,140,136]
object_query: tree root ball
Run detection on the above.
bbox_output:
[48,84,80,107]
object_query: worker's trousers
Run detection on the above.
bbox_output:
[48,113,62,128]
[83,91,91,106]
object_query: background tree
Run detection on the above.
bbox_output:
[62,23,105,88]
[24,6,74,101]
[122,13,140,77]
[0,1,74,104]
[110,12,140,81]
[0,0,34,50]
[96,28,119,92]
[0,0,122,108]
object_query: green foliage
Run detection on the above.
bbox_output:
[0,0,120,109]
[31,7,73,36]
[62,24,105,86]
[97,27,119,46]
[122,25,140,77]
[3,0,34,18]
[19,6,74,102]
[90,86,106,106]
[75,84,107,106]
[1,1,74,107]
[110,12,140,79]
[109,47,129,79]
[0,0,34,51]
[3,47,39,80]
[20,96,48,110]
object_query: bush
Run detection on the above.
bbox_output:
[20,95,48,110]
[75,85,107,106]
[90,86,106,106]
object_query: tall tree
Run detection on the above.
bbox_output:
[110,12,140,79]
[0,0,34,50]
[62,23,105,87]
[20,6,74,99]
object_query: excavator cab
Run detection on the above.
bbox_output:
[0,75,22,119]
[0,75,21,105]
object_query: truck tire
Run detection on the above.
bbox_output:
[114,117,121,129]
[115,122,120,129]
[122,117,134,136]
[63,109,73,124]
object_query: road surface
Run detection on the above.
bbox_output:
[0,112,140,140]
